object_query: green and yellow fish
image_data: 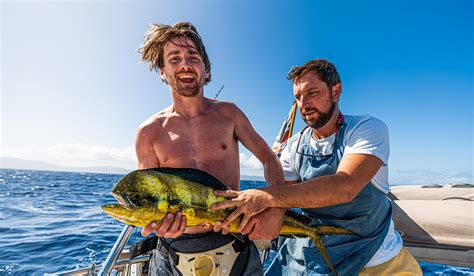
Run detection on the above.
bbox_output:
[102,168,353,274]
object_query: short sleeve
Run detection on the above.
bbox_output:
[344,117,390,165]
[279,137,299,181]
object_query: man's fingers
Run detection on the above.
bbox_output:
[155,213,173,236]
[166,212,182,234]
[241,217,257,235]
[164,214,187,238]
[222,208,242,227]
[214,221,223,232]
[221,225,230,235]
[141,222,157,237]
[214,190,239,198]
[169,216,186,238]
[221,226,230,235]
[211,198,239,211]
[238,215,252,233]
[177,216,186,235]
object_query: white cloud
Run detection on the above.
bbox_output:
[2,144,137,169]
[239,153,263,176]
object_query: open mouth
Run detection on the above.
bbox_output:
[177,73,196,83]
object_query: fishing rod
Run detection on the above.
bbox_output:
[214,85,224,99]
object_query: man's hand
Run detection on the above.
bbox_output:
[212,221,230,235]
[243,207,285,240]
[141,212,187,238]
[211,188,272,231]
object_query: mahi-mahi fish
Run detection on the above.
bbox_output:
[102,168,353,275]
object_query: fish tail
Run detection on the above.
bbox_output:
[306,231,338,276]
[306,225,354,276]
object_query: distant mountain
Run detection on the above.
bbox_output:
[0,157,131,175]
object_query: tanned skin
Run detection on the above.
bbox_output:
[137,36,285,239]
[212,71,383,230]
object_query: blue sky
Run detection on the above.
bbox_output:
[1,0,472,183]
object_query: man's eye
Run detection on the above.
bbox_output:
[169,58,179,63]
[190,57,200,62]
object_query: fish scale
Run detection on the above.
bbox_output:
[102,167,355,275]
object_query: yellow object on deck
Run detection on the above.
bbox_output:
[359,247,422,276]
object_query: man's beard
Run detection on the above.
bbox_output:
[171,73,204,97]
[175,82,201,97]
[301,101,336,129]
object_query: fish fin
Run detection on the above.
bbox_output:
[316,225,355,236]
[143,167,229,190]
[284,209,312,224]
[307,232,338,276]
[304,225,354,276]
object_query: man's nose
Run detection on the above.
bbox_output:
[300,96,310,108]
[179,60,192,71]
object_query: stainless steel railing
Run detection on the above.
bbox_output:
[98,225,135,276]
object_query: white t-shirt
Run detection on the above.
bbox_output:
[279,114,402,267]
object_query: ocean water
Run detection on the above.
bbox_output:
[0,169,472,275]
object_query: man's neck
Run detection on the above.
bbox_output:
[171,90,209,118]
[311,106,341,139]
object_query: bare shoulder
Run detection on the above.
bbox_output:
[210,100,245,119]
[136,106,173,138]
[138,106,173,130]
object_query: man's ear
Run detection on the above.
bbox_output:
[332,83,342,101]
[160,69,168,84]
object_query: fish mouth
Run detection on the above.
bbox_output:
[102,204,120,217]
[101,204,164,228]
[101,204,130,220]
[111,192,135,209]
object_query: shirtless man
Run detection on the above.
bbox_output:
[135,22,284,275]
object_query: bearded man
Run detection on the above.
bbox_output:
[212,59,423,275]
[134,22,284,275]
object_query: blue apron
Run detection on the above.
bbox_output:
[266,118,392,276]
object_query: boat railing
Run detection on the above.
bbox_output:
[55,225,143,276]
[98,225,135,275]
[55,251,150,275]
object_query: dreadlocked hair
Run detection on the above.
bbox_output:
[138,22,212,84]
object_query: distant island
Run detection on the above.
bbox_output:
[0,157,265,181]
[0,157,131,175]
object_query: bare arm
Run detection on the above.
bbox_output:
[213,153,382,221]
[135,125,160,169]
[265,153,383,208]
[213,104,286,239]
[231,104,284,188]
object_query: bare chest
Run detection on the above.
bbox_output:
[153,115,238,168]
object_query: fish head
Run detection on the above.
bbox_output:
[101,204,164,228]
[102,170,171,227]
